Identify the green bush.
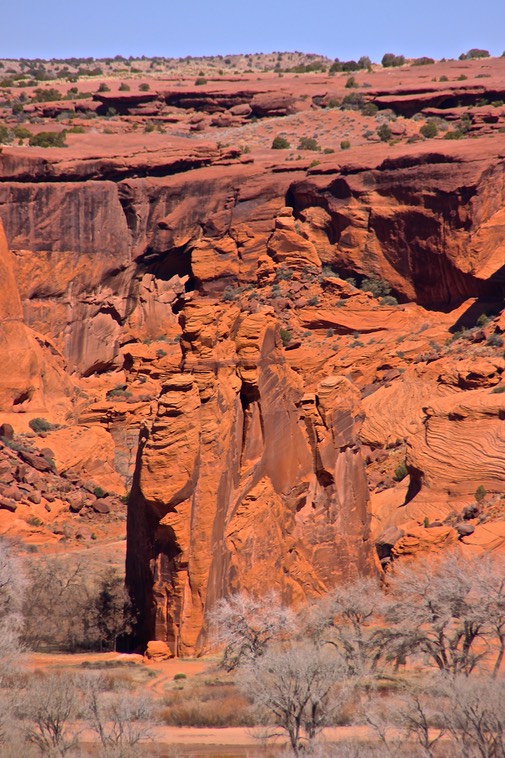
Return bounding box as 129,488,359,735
488,333,504,348
28,417,54,433
98,82,110,92
412,57,435,66
360,276,392,298
381,53,405,68
340,140,351,150
119,82,130,91
194,77,207,86
393,461,408,481
341,92,365,110
29,130,67,148
377,123,392,142
297,136,319,151
279,328,292,347
93,486,107,498
13,126,31,139
139,82,150,91
0,124,11,144
345,76,358,89
362,102,378,116
475,485,487,502
459,48,490,60
443,129,463,140
420,120,438,138
271,135,290,149
33,87,62,102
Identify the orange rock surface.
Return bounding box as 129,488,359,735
0,54,505,653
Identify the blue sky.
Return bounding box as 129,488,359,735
3,0,504,61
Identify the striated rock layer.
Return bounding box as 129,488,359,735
126,304,375,654
1,67,505,652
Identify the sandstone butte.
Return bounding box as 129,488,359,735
0,53,504,656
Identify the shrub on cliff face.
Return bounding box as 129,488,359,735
272,135,290,149
377,123,392,142
29,130,67,148
297,136,319,151
28,417,54,434
420,120,438,138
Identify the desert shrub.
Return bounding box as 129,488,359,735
272,135,290,149
491,385,505,394
139,82,150,91
412,56,435,66
280,327,292,347
0,125,11,144
119,82,130,91
162,682,253,727
29,130,67,148
382,53,405,68
459,48,490,59
98,82,110,92
298,136,319,151
444,129,463,140
362,102,378,116
67,125,85,133
360,276,391,298
194,77,207,86
393,461,408,481
475,485,487,502
340,140,351,150
106,385,132,400
377,123,392,142
12,126,31,139
341,92,365,110
32,87,61,102
28,417,54,433
420,120,438,138
345,76,358,89
488,333,504,347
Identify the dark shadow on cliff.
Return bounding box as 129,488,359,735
450,263,505,332
122,425,156,653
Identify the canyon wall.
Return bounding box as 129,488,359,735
1,125,505,652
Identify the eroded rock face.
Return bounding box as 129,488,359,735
1,78,505,654
289,143,505,307
126,305,376,655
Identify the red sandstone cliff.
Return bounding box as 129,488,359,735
0,60,505,653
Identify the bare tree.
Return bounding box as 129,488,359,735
442,675,505,758
472,554,505,677
91,568,136,652
306,577,385,676
210,591,295,670
22,558,92,651
382,553,487,675
21,673,81,757
85,675,153,757
241,641,347,755
23,558,134,653
0,538,26,676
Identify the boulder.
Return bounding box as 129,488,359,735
144,640,173,661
